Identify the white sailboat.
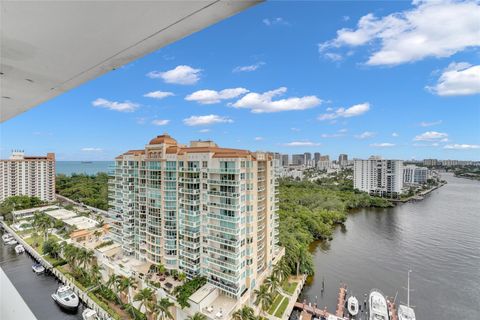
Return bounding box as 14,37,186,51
398,270,416,320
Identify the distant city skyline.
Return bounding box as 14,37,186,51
1,1,479,161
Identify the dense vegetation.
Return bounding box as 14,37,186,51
56,173,109,210
451,166,480,181
0,195,44,222
278,178,392,275
173,276,207,308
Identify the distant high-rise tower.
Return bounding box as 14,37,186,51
281,154,289,167
338,154,348,166
314,152,321,164
353,157,404,197
0,151,55,202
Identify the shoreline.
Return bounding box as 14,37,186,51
389,181,447,203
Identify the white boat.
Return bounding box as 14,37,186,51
82,308,99,320
347,296,359,317
398,270,416,320
398,305,415,320
368,289,389,320
15,244,25,254
6,239,18,245
2,234,13,243
51,285,79,310
32,263,45,274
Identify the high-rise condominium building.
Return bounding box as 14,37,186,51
292,154,304,166
338,154,348,166
281,154,289,167
108,134,282,299
403,165,428,185
0,151,55,202
353,157,404,197
314,152,321,164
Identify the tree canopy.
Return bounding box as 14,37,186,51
56,173,109,210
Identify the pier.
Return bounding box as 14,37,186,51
294,285,350,320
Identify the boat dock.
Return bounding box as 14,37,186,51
1,222,111,319
294,285,349,320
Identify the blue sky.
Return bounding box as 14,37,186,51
1,0,479,161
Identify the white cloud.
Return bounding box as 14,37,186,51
342,16,350,22
392,132,399,137
414,131,448,141
291,127,301,132
233,62,265,72
283,141,321,147
319,1,480,65
419,120,443,127
232,87,321,113
198,129,211,133
186,88,248,104
151,119,170,126
355,131,376,139
254,137,264,141
338,128,348,133
370,143,395,148
444,144,480,150
427,62,480,96
324,53,343,62
183,115,233,126
143,91,174,99
263,17,290,26
319,102,370,120
147,65,201,85
92,98,139,112
81,147,102,152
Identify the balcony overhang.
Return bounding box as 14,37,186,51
0,1,260,122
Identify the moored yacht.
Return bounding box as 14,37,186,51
2,233,13,243
52,285,79,310
368,289,389,320
6,239,18,245
347,296,359,317
32,263,45,274
15,244,25,254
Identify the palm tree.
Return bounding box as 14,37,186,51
232,306,255,320
157,263,166,275
133,287,155,314
118,276,137,304
90,264,103,286
177,272,187,282
186,312,207,320
78,248,95,269
254,284,272,315
273,258,290,283
265,275,280,294
152,297,174,320
106,274,120,294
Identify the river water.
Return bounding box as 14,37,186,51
0,237,85,320
300,173,480,319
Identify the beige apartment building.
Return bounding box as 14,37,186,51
0,151,55,202
108,134,282,300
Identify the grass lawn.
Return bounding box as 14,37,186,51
282,281,298,295
274,297,289,318
24,233,60,253
268,294,283,315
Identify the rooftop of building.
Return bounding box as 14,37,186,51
1,151,55,161
116,133,270,160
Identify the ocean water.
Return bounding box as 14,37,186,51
55,161,113,176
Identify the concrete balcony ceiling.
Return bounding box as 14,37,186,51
0,0,260,122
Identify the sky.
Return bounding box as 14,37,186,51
1,0,479,161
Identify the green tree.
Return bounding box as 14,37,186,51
152,297,174,320
265,275,280,294
117,276,137,304
134,287,155,314
232,306,255,320
186,312,207,320
254,284,272,315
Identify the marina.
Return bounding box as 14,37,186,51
0,224,110,320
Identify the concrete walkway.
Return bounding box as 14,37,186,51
0,266,38,320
